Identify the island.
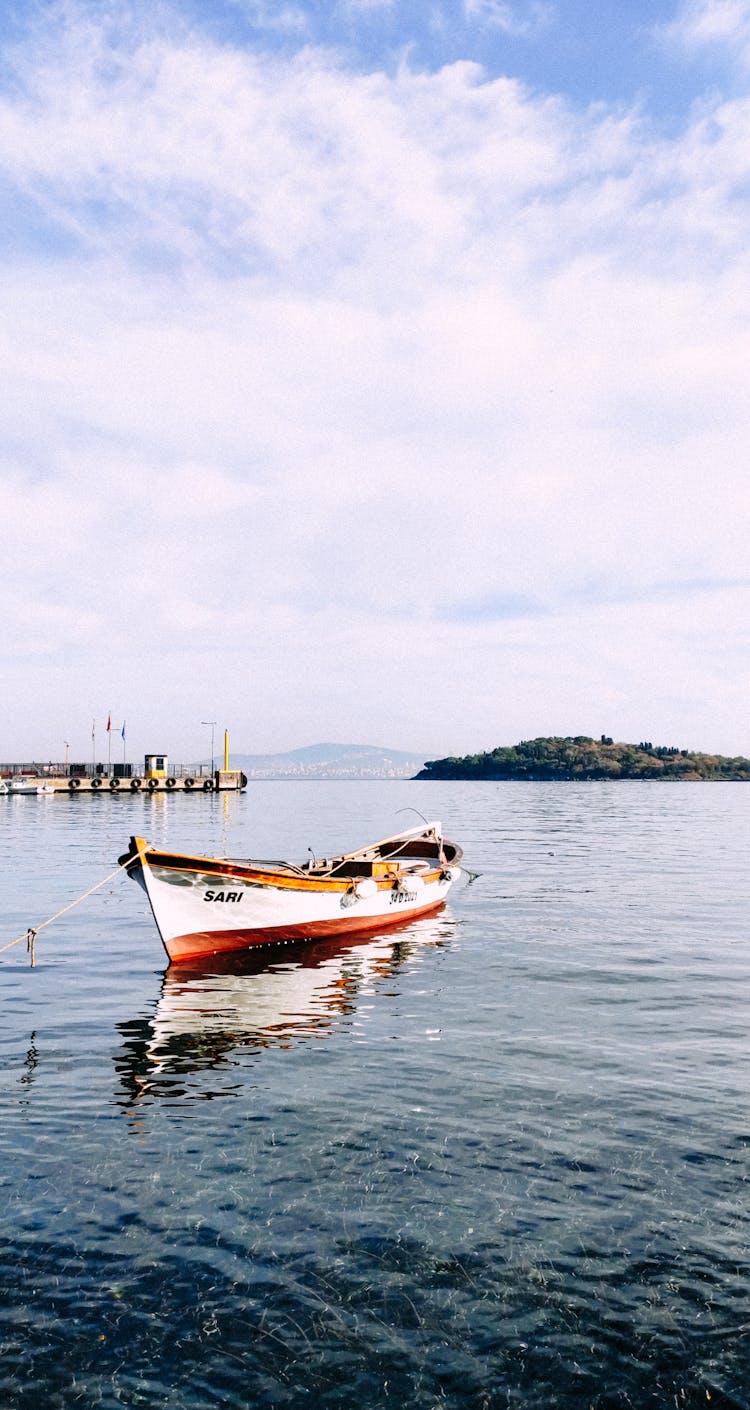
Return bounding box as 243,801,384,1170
414,736,750,781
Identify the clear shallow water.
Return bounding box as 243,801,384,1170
1,781,750,1408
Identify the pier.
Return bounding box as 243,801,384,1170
1,744,247,795
40,770,246,794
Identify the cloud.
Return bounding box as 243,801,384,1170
227,1,310,36
339,0,395,12
2,3,750,757
662,0,750,66
464,0,552,38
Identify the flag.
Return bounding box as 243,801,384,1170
121,721,126,740
91,719,95,740
106,714,111,733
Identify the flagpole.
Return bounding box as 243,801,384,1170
92,719,96,776
108,714,112,776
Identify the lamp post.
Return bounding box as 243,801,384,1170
201,720,216,779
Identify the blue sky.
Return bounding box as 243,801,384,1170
2,0,750,762
172,0,730,118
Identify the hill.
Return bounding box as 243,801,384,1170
414,736,750,781
223,743,428,780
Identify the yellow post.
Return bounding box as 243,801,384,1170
224,730,229,772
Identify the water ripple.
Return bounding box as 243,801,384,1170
2,782,750,1406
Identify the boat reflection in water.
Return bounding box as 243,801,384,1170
115,912,455,1105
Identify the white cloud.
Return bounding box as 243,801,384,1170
464,0,552,38
339,0,395,12
662,0,750,65
227,1,310,35
2,4,750,758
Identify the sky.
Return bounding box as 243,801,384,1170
2,0,750,765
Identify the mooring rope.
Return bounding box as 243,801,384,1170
0,856,139,964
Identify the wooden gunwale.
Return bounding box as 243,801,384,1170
145,851,444,893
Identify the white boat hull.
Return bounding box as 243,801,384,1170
121,825,462,964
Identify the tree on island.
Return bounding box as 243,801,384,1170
414,737,750,781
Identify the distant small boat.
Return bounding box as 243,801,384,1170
119,821,463,964
7,777,50,794
0,781,8,795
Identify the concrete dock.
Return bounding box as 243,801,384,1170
10,770,247,795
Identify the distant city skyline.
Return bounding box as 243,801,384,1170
2,0,750,761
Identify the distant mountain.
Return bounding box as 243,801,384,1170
216,743,428,780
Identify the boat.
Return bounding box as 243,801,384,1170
119,821,463,964
7,776,51,794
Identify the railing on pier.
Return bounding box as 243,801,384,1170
0,761,212,780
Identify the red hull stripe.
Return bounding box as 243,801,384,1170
165,899,446,963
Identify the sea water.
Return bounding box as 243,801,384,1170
1,781,749,1409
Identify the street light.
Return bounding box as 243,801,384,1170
201,720,217,779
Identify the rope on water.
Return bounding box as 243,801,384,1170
0,855,139,965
